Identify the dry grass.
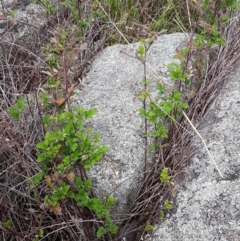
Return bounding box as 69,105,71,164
1,0,240,240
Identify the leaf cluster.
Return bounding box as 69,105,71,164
8,97,25,120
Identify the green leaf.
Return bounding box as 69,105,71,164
38,229,44,238
44,195,50,203
225,0,237,7
85,108,97,118
30,173,44,187
106,195,116,208
164,200,173,210
109,224,118,234
16,97,25,110
159,210,165,219
151,130,160,137
75,177,84,188
9,107,20,120
142,78,149,85
70,143,78,152
161,101,173,114
36,141,47,149
178,102,189,109
105,216,113,226
139,108,147,118
61,34,67,41
1,220,12,228
61,182,70,194
36,152,47,162
68,191,75,199
92,152,103,163
182,47,190,55
172,91,181,103
85,178,92,189
43,114,50,126
156,123,168,138
97,226,106,238
147,110,155,117
138,45,145,57
99,145,110,153
160,167,171,183
144,221,154,232
184,78,190,86
156,83,165,94
147,143,158,151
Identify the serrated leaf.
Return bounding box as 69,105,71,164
97,226,106,238
109,224,118,234
179,102,189,109
138,45,145,56
85,108,97,118
147,144,157,151
16,97,25,109
85,178,92,189
151,130,160,137
75,177,83,188
160,210,165,219
161,101,173,114
36,141,46,149
172,91,181,103
156,83,165,94
164,200,173,210
139,108,147,117
106,195,116,208
100,146,110,152
147,110,155,117
9,107,20,120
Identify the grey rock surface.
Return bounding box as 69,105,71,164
151,64,240,240
72,33,188,212
0,0,46,57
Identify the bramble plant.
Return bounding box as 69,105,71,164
24,10,118,237
137,39,189,153
31,106,118,238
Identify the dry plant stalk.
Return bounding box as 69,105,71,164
182,111,223,178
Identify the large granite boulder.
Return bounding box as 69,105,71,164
72,33,188,212
150,62,240,240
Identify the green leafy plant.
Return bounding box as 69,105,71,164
137,38,189,155
0,219,12,228
61,0,93,32
144,220,154,232
30,106,117,238
31,0,56,16
8,97,25,120
159,167,172,183
160,199,173,220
